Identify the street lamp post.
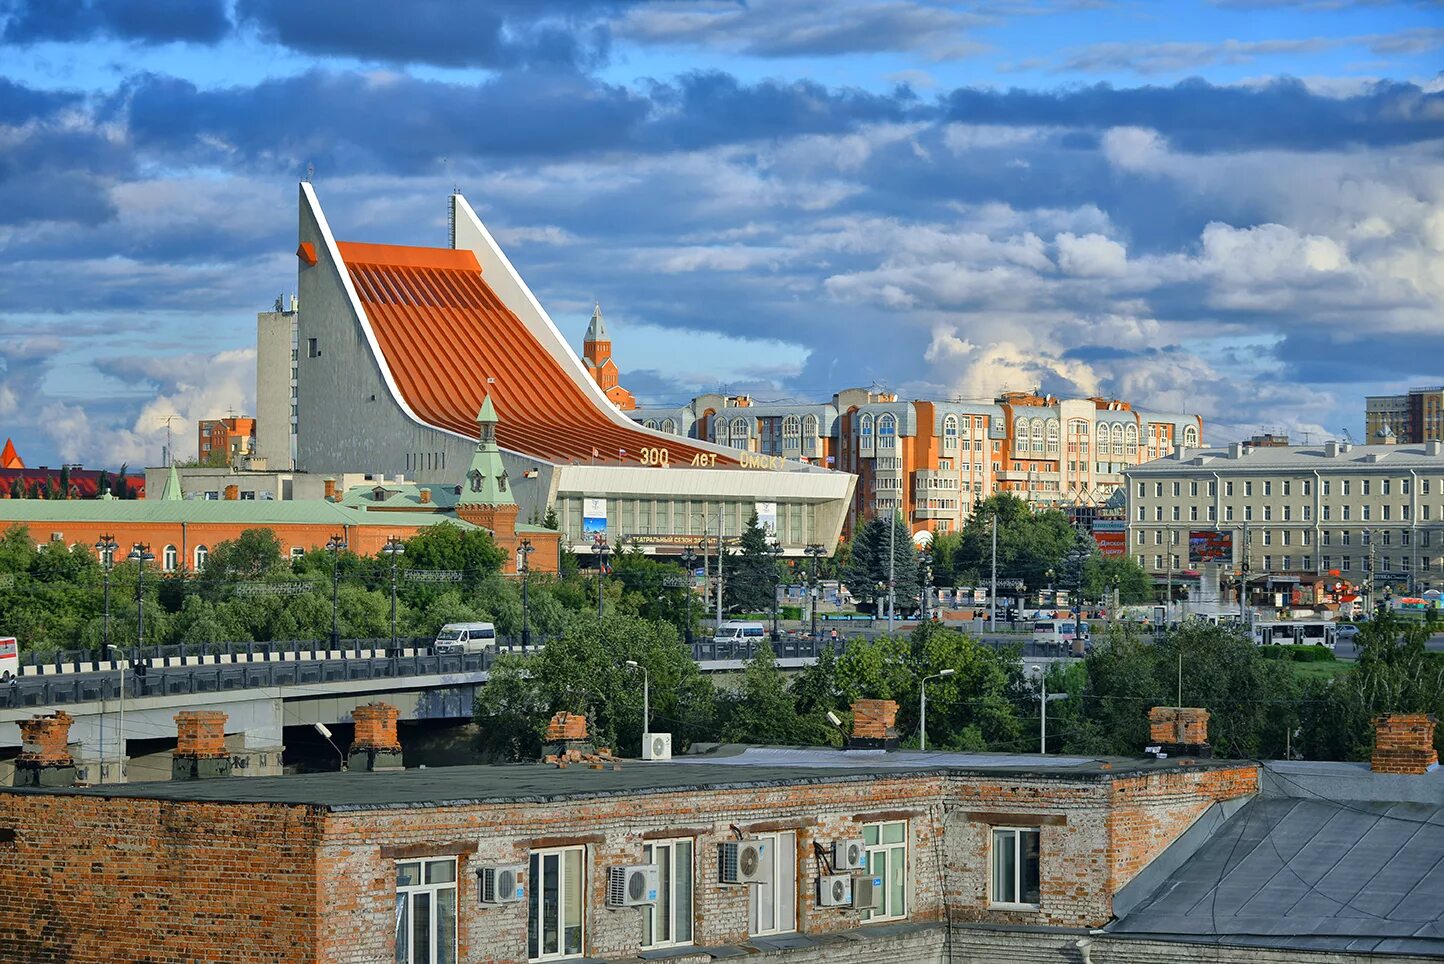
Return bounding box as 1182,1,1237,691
592,535,610,619
94,534,117,651
325,534,347,649
625,659,650,741
1032,665,1068,755
768,541,783,642
806,544,825,642
919,669,955,751
679,548,698,646
519,539,534,654
123,542,153,782
381,536,404,655
1065,536,1089,656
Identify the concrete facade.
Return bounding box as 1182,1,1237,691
256,305,298,468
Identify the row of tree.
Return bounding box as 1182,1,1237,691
473,611,1444,764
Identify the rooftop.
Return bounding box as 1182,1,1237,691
0,748,1247,811
0,496,478,529
1128,440,1444,474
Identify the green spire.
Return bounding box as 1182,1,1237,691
161,462,183,501
458,394,514,507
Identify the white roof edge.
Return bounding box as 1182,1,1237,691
301,182,471,445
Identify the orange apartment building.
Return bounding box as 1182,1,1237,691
196,416,256,464
635,390,1202,537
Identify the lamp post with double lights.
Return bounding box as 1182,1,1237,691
591,535,610,619
805,544,825,642
679,548,698,646
519,539,534,654
381,536,404,655
127,543,154,647
94,534,118,651
325,534,347,648
919,668,956,752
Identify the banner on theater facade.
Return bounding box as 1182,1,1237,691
582,498,608,535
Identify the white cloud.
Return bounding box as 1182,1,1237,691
1055,232,1128,277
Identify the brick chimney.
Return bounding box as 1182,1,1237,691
13,711,77,788
172,710,232,780
419,487,431,505
849,699,899,750
223,484,239,501
323,477,336,500
542,711,592,759
1372,713,1438,775
349,702,403,772
1147,707,1213,758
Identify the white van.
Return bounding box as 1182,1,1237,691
433,622,497,655
1033,620,1089,646
712,621,767,645
0,636,17,680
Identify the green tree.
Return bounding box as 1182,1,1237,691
723,642,805,744
1082,553,1152,605
204,529,286,587
948,494,1076,591
843,511,918,612
724,513,777,615
57,465,70,498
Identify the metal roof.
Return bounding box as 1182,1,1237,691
1106,795,1444,957
1128,442,1444,475
0,498,478,529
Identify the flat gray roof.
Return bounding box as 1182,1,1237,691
0,749,1246,811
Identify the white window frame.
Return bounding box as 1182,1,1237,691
193,545,208,571
990,827,1041,910
529,846,586,962
748,830,797,937
162,544,178,573
861,820,909,923
395,857,457,964
642,838,694,949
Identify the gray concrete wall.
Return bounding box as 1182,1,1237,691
256,309,297,469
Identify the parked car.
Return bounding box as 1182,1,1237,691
1334,623,1360,640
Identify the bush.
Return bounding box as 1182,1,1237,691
1258,646,1336,663
781,605,803,620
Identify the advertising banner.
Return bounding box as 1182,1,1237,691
582,498,608,535
1091,520,1127,558
755,501,778,540
1188,529,1233,564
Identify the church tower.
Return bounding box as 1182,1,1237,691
454,394,520,541
582,305,636,410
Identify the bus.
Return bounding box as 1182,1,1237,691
0,636,17,680
1251,621,1337,649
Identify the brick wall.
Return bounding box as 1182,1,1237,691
17,711,73,765
0,794,324,963
351,702,401,752
1147,706,1209,745
174,710,228,758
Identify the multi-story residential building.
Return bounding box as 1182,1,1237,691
1125,437,1444,599
635,390,1202,536
196,416,255,466
1367,386,1444,443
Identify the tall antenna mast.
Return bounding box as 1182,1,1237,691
155,414,181,466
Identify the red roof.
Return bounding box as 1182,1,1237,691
337,242,736,466
0,467,146,499
0,438,22,470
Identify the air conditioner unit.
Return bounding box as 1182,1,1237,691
853,874,884,911
718,840,769,885
817,873,853,908
832,838,867,871
606,864,659,908
477,864,526,904
642,732,672,761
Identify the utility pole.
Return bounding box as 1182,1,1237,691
716,513,724,626
990,513,998,633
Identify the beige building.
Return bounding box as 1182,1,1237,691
1125,438,1444,599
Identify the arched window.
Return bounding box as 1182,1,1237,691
878,413,897,444
644,419,658,430
1014,416,1028,450
1096,423,1110,453
782,414,800,439
1183,424,1199,447
662,418,677,435
711,418,724,442
1031,420,1045,454
859,413,874,438
802,413,818,438
1125,423,1139,457
943,415,958,449
732,417,750,444
193,545,209,572
1046,419,1059,455
163,544,177,573
1112,424,1124,456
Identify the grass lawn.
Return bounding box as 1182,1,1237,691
1288,660,1352,683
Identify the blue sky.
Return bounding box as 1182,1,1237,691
0,0,1441,467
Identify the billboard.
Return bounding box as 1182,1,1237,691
1188,529,1233,564
582,497,608,535
1092,520,1126,558
755,501,778,541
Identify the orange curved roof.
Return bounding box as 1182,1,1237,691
336,242,737,467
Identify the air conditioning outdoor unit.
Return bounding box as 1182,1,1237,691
832,838,867,871
816,874,854,908
718,840,769,885
607,864,660,908
477,864,526,904
853,874,884,911
642,732,672,761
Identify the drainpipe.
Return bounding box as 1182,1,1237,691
181,521,188,576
